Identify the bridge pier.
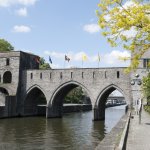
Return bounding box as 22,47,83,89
46,106,62,118
93,106,105,121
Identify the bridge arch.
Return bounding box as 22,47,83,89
24,85,47,116
0,87,9,106
47,81,92,118
94,84,126,120
26,84,46,96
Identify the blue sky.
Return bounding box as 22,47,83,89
0,0,131,68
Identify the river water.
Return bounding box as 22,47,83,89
0,105,126,150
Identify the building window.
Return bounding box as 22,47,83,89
3,71,12,83
93,72,95,79
31,73,33,79
143,59,150,68
117,71,120,78
71,72,73,78
6,58,10,66
82,72,84,78
60,72,62,79
40,73,42,79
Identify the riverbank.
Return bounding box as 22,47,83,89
126,109,150,150
95,110,130,150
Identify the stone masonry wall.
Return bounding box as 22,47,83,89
22,67,132,109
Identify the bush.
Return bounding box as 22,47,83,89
144,105,150,114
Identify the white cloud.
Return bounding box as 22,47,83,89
18,0,38,6
16,7,27,16
13,25,31,33
44,50,130,68
0,0,38,7
83,23,100,34
44,51,90,62
122,1,137,9
121,27,137,38
103,50,130,66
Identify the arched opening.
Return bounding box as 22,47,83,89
24,87,47,116
3,71,12,83
94,85,126,121
0,87,9,106
47,83,92,118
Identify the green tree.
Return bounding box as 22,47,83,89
0,39,14,52
97,0,150,72
64,87,84,104
39,57,51,69
142,73,150,105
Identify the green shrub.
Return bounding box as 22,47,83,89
144,105,150,114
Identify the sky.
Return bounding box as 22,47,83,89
0,0,131,69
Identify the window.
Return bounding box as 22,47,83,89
71,72,73,78
6,58,10,66
3,71,12,83
82,72,84,78
31,73,33,79
60,72,62,79
143,59,150,68
40,73,42,79
93,72,95,79
117,71,120,78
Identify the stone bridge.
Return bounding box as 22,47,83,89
0,51,149,120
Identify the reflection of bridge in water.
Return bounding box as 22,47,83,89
0,51,149,120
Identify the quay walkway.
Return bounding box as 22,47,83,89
126,108,150,150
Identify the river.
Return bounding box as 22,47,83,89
0,105,126,150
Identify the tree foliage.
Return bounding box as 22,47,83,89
97,0,150,72
39,57,51,69
142,73,150,104
64,87,84,104
0,39,14,52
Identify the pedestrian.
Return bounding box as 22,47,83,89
135,98,141,115
138,98,142,124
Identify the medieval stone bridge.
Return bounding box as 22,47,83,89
1,51,148,120
23,67,132,120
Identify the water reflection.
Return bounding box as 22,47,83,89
0,106,125,150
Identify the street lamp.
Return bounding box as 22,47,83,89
130,74,142,86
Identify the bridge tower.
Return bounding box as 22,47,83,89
130,50,150,107
0,51,39,118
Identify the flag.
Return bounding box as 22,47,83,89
49,56,52,64
98,53,100,62
82,54,87,61
65,55,70,62
35,56,40,64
